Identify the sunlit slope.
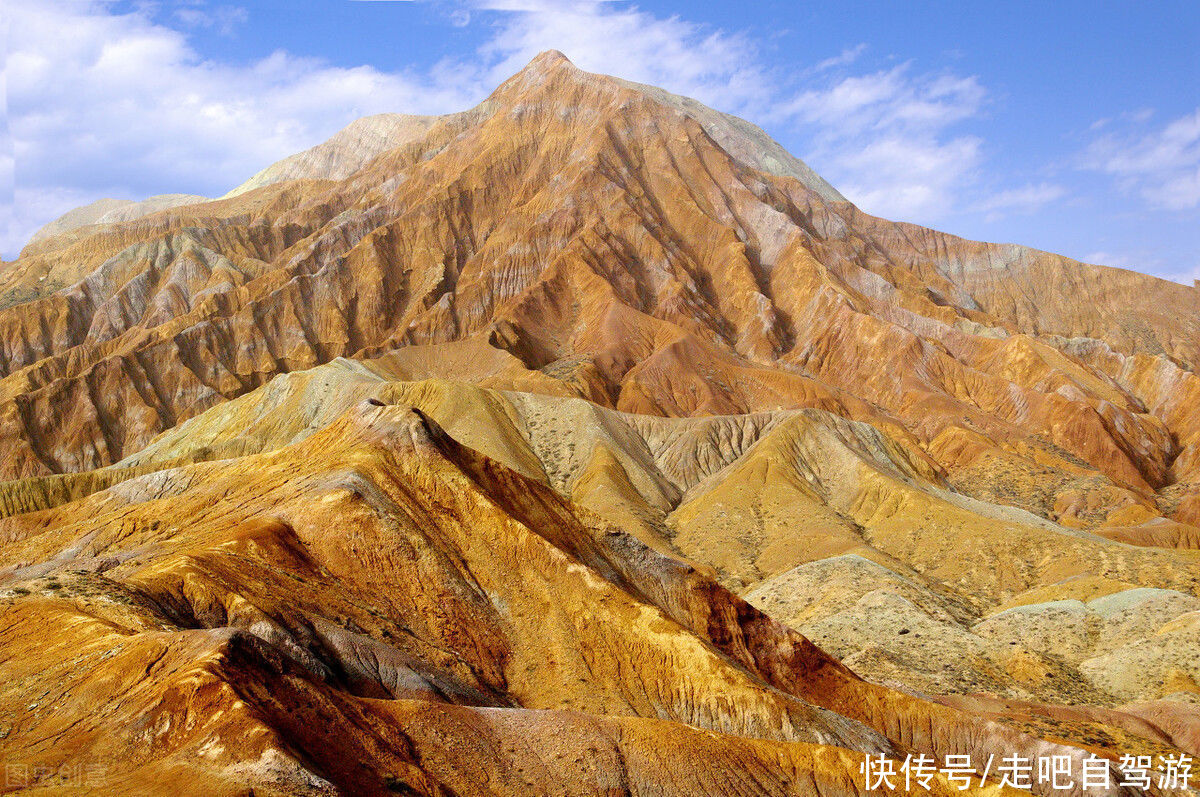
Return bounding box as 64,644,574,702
0,53,1197,534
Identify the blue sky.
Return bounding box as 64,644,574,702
5,1,1199,283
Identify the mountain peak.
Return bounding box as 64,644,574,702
527,49,575,70
492,51,847,203
500,50,581,90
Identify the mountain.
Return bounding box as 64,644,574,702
24,193,211,244
1,50,1198,795
222,113,452,199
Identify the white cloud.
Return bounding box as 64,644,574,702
785,65,985,131
781,64,987,222
813,44,868,73
173,4,249,36
974,182,1066,221
1085,108,1200,211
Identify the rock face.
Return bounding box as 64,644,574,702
1,50,1198,795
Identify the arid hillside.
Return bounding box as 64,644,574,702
1,51,1197,795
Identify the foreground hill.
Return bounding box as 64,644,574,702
1,51,1198,794
2,396,1188,794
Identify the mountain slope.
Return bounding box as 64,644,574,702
222,113,451,199
0,398,1172,794
1,50,1199,795
25,193,211,245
